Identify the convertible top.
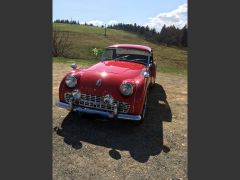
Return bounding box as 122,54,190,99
107,44,152,52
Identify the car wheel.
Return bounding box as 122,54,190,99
69,109,81,117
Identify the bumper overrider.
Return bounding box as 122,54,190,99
55,101,142,121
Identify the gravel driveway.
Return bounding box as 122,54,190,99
52,62,188,180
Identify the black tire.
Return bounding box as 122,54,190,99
69,109,81,117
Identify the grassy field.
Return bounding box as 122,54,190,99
53,23,187,75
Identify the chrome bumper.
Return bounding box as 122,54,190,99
55,102,142,121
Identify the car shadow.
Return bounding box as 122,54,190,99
55,83,172,163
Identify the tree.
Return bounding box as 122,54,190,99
52,28,73,57
102,22,186,47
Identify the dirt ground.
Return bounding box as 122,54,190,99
52,62,188,180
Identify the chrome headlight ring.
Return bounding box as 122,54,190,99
120,82,134,96
65,75,77,88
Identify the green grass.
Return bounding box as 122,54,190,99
53,57,187,75
158,65,187,75
53,57,98,67
53,23,187,75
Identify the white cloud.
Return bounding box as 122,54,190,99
145,3,187,31
107,20,118,25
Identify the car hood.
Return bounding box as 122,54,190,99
86,60,145,74
74,60,145,96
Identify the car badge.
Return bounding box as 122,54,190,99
96,79,102,87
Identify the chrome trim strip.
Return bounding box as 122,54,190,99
55,102,141,121
117,114,141,121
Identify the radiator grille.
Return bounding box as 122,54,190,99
64,93,130,114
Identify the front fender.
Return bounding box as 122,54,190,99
152,62,157,78
133,77,150,114
59,69,82,102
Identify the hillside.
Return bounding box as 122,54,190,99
53,23,187,75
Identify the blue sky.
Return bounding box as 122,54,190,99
53,0,187,31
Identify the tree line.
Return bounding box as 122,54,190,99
53,19,187,47
54,19,80,25
54,19,99,27
108,23,187,47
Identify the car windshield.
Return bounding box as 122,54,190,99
100,48,150,65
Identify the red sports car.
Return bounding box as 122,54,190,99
55,44,157,123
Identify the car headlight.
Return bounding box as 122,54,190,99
120,82,133,96
65,75,77,88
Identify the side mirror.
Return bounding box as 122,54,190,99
143,71,150,78
71,63,77,70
